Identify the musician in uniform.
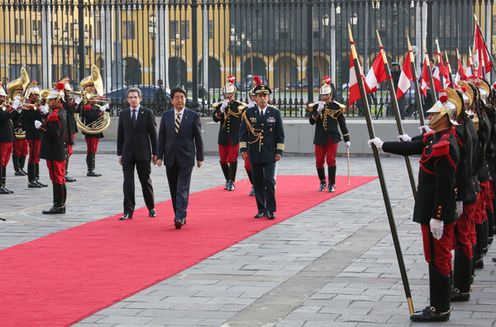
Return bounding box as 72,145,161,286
369,88,460,322
240,83,284,219
10,81,28,177
212,75,246,191
37,88,68,214
79,68,107,177
308,76,350,192
0,84,21,194
60,78,79,182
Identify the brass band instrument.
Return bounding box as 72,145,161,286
75,65,111,134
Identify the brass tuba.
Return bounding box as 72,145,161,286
75,64,111,135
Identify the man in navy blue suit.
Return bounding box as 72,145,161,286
157,87,204,229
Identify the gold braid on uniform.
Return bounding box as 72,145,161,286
222,102,246,128
241,110,263,152
320,104,345,131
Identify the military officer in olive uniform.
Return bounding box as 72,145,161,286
239,83,284,220
369,88,461,322
212,75,246,191
308,76,350,192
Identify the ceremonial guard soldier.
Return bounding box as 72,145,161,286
369,88,460,322
12,74,48,188
212,75,246,191
60,78,79,182
10,80,28,176
38,88,68,214
308,76,350,192
239,82,284,219
79,68,107,177
0,84,20,194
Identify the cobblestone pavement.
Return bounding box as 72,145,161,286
1,141,495,327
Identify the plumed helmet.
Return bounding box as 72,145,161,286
320,75,332,96
222,75,237,94
426,88,461,125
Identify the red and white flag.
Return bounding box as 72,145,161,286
473,20,493,76
396,50,413,99
420,54,430,96
365,51,387,93
457,57,467,81
348,55,371,105
433,52,449,91
467,48,475,77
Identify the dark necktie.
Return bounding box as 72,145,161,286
131,109,137,127
175,112,181,133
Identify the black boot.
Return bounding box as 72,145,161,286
474,223,485,268
65,157,76,182
86,153,101,177
246,170,255,196
220,162,229,189
27,163,41,188
34,164,47,187
411,265,451,322
12,153,23,176
327,166,336,192
42,183,66,214
317,167,326,191
18,155,27,175
451,250,471,302
61,183,67,208
0,166,13,194
482,220,489,254
227,161,237,191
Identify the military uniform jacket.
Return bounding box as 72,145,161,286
212,100,246,145
239,105,284,164
455,118,477,204
21,107,43,140
382,128,460,224
475,108,491,182
40,106,68,161
0,106,18,143
79,103,103,139
308,101,350,144
63,101,78,136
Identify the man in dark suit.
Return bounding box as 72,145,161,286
156,87,204,229
117,87,158,220
239,83,285,220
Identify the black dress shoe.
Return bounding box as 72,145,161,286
474,258,484,269
149,208,156,217
328,183,335,193
28,181,42,188
35,180,48,187
249,186,255,196
254,212,266,218
319,181,326,192
410,306,451,322
65,175,77,182
492,257,496,263
174,218,185,229
450,288,470,302
42,205,66,214
119,212,133,220
87,171,102,177
15,170,24,176
267,212,276,220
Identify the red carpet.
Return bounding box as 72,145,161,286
0,175,375,326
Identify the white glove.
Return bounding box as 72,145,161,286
248,100,256,108
34,120,42,129
345,141,351,149
456,201,463,216
367,137,383,149
74,96,82,105
12,98,21,110
317,101,325,113
419,124,432,133
40,105,49,115
430,218,444,240
397,134,411,142
220,99,229,113
99,103,109,112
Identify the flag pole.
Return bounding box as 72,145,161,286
444,50,455,86
376,30,416,198
348,25,414,316
407,36,425,127
473,14,496,75
425,51,438,102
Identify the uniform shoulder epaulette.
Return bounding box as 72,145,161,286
235,100,248,110
268,105,280,112
332,101,346,112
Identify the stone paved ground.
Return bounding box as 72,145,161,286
0,141,495,327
